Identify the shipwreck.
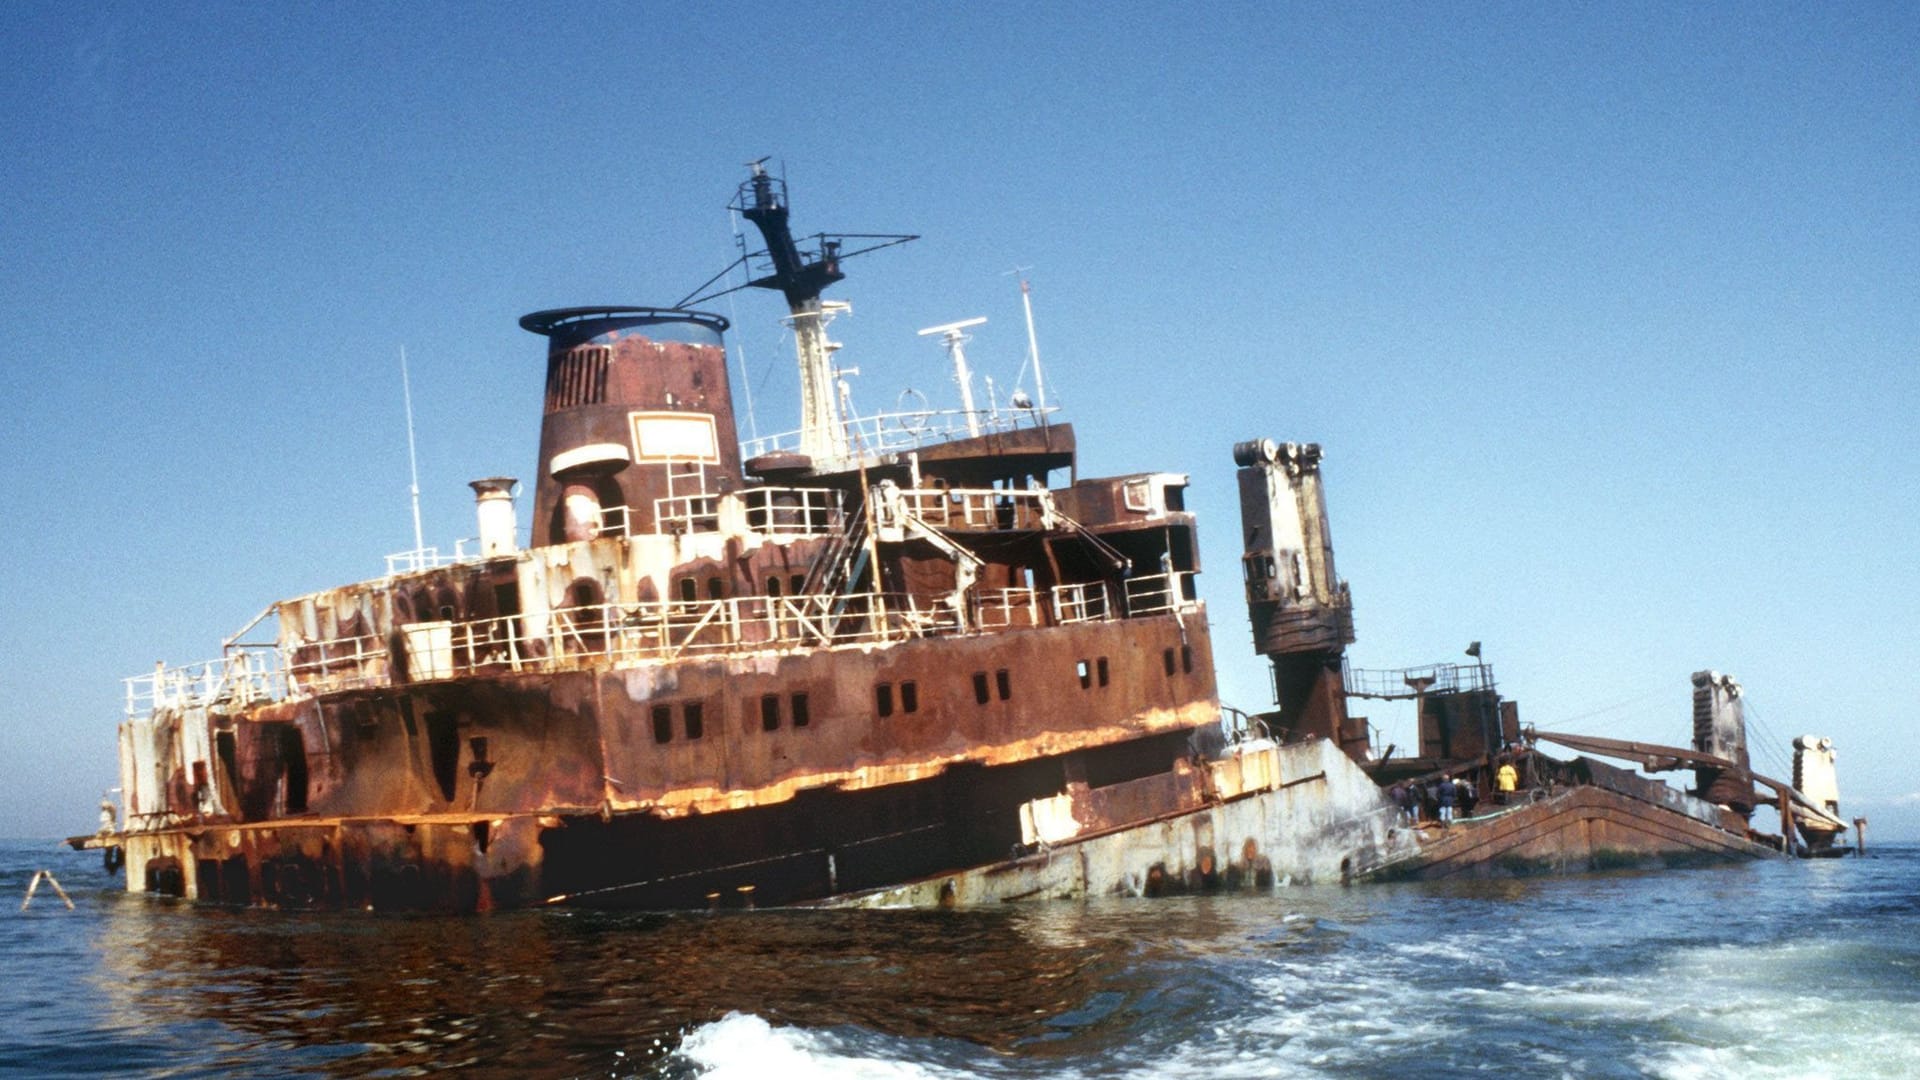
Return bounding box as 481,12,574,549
74,167,1860,910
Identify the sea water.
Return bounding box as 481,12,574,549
1,838,1914,1078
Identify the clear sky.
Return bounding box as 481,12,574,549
3,3,1915,841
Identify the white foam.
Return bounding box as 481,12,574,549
672,1013,959,1080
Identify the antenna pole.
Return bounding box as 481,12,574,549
401,346,425,558
918,317,988,437
1019,276,1048,427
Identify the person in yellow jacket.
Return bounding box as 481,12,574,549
1495,760,1519,804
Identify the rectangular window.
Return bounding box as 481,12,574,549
791,693,810,728
996,669,1011,701
652,704,673,744
1163,647,1177,676
761,694,781,732
876,682,894,718
679,577,697,603
901,680,919,714
973,672,990,705
1181,645,1193,674
1077,660,1092,690
630,410,720,462
1097,657,1110,687
684,702,704,740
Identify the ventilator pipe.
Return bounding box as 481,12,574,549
470,477,520,556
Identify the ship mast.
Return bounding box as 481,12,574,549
678,161,913,466
736,163,845,460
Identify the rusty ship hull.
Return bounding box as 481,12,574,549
82,170,1850,912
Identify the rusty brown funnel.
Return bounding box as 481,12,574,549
518,307,740,545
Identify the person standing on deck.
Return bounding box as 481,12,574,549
1436,775,1457,825
1496,760,1519,805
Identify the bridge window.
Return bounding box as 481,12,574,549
791,693,810,728
761,694,781,732
996,669,1011,700
1181,645,1193,674
900,680,919,714
707,577,725,600
1164,648,1177,676
684,702,704,740
679,577,697,603
876,683,894,718
1097,657,1110,687
652,705,673,744
1077,660,1092,690
974,672,990,705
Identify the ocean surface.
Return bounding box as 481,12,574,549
1,838,1914,1079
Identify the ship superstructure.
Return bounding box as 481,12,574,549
106,172,1216,910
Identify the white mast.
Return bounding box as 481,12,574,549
400,346,426,559
1019,275,1048,424
918,316,987,436
791,299,852,461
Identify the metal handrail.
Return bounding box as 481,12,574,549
128,573,1197,718
1052,581,1111,624
1342,662,1495,700
739,404,1062,462
1123,571,1199,616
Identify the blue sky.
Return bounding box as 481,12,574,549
3,3,1915,841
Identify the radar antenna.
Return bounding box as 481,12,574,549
917,317,988,437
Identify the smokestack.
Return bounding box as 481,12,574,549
469,477,519,557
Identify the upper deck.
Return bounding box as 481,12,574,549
125,473,1201,722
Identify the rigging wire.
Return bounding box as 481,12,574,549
1741,696,1795,781
724,209,759,442
1535,684,1671,731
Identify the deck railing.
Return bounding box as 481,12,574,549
898,487,1050,531
128,572,1200,718
124,648,286,719
1123,571,1199,616
1052,581,1111,624
739,404,1062,462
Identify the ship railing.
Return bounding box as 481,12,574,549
898,487,1049,531
368,591,968,681
653,493,722,534
739,403,1063,462
741,486,844,536
1122,571,1201,616
1342,661,1496,700
975,588,1044,630
384,543,484,576
124,649,288,719
284,632,391,696
595,504,637,539
1051,581,1112,625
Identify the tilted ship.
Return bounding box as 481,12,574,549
77,168,1861,911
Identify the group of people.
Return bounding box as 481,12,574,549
1389,776,1472,826
1388,757,1525,829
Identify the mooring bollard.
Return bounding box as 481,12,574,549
20,870,74,911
